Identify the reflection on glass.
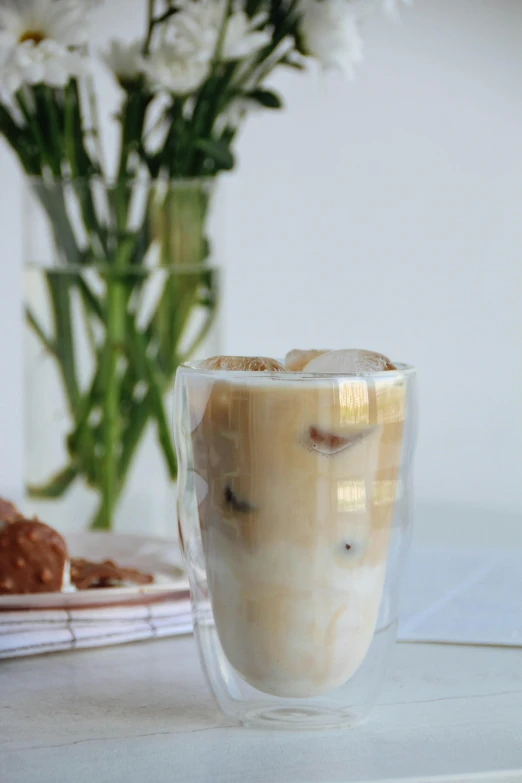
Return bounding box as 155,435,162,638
375,378,406,424
373,479,402,506
339,381,369,425
337,479,367,512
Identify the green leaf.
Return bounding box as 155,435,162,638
74,276,104,321
281,57,305,72
26,308,56,357
249,89,283,109
194,139,235,171
27,465,79,499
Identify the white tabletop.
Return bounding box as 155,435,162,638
3,508,522,783
2,633,522,783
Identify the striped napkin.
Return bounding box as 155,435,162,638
0,596,192,659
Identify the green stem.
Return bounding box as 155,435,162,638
126,316,177,478
66,345,108,488
113,91,153,248
143,0,157,54
97,273,127,530
26,188,103,497
79,287,98,357
32,180,82,265
37,86,63,173
151,7,178,26
213,0,232,66
16,89,58,176
102,267,216,495
64,81,108,260
0,102,39,174
119,392,154,481
91,389,153,531
46,272,80,411
83,76,105,173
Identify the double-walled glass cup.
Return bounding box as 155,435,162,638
174,361,417,729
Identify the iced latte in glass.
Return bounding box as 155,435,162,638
175,349,416,728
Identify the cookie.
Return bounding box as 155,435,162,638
0,519,67,594
0,498,24,524
70,558,153,590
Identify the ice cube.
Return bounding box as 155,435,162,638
201,356,285,372
285,349,329,372
304,349,396,373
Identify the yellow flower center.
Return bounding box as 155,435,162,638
19,31,46,45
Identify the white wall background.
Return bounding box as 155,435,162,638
1,0,521,529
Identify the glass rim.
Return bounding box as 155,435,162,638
25,174,216,188
179,359,416,380
24,261,220,274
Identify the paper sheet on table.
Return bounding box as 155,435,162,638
398,547,522,646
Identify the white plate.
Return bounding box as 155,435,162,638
0,533,189,612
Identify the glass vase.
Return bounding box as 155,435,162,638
23,178,220,536
175,361,417,728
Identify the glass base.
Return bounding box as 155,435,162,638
238,704,366,731
195,610,397,730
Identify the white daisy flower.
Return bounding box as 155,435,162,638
170,0,271,63
143,42,210,96
0,0,90,92
2,38,87,93
297,0,364,78
0,0,88,50
221,9,271,61
102,39,143,87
